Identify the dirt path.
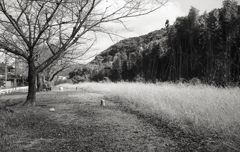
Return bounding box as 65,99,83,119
1,89,177,152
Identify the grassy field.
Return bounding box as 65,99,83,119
68,82,240,151
1,82,240,151
0,87,176,151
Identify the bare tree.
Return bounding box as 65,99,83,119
36,51,75,91
0,0,168,106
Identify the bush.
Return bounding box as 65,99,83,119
134,75,145,82
188,77,201,85
175,78,187,84
54,79,72,86
102,77,111,83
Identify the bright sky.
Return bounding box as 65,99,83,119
80,0,224,62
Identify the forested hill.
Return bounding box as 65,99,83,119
92,29,167,59
69,0,240,86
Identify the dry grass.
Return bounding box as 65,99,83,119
64,82,240,150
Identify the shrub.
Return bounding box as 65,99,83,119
54,79,72,86
188,77,201,85
102,77,111,83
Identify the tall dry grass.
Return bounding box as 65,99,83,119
60,82,240,149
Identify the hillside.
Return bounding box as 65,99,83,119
90,28,167,64
72,28,169,83
70,1,240,86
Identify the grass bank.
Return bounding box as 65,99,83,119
61,82,240,151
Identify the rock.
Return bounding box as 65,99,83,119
59,87,63,91
49,108,55,112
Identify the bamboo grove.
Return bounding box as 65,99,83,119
70,0,240,86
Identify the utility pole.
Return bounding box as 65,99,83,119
4,52,7,88
14,56,17,88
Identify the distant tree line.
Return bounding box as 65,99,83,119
69,0,240,86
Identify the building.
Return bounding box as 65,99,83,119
0,63,25,88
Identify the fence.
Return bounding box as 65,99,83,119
0,87,28,95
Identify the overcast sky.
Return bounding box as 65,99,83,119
80,0,224,63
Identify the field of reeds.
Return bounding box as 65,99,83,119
60,82,240,150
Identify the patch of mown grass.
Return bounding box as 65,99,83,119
0,91,78,151
1,105,93,151
0,111,14,151
2,89,172,152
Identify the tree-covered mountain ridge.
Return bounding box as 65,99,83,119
74,28,168,82
70,0,240,86
91,28,167,62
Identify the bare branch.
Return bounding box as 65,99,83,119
0,0,168,80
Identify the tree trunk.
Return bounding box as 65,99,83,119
23,59,37,106
37,73,42,92
179,45,182,79
37,72,46,92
